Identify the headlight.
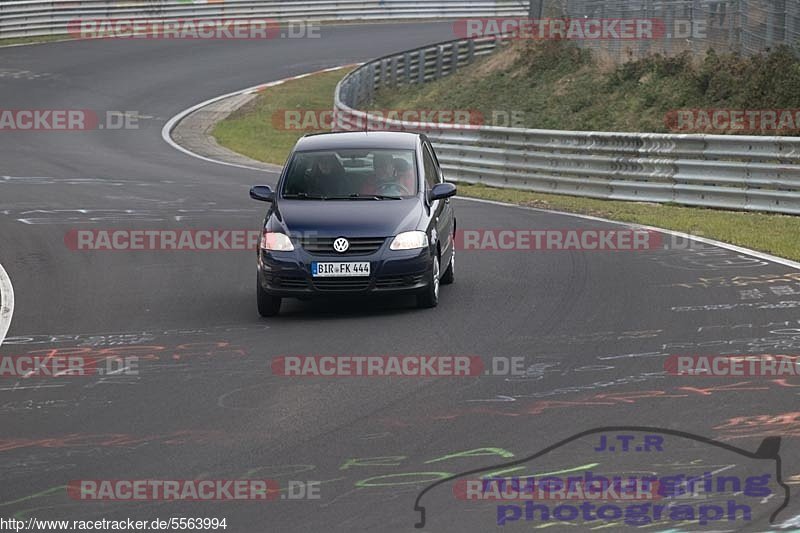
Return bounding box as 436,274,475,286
260,231,294,251
390,231,429,250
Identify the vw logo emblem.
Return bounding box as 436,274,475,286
333,237,350,253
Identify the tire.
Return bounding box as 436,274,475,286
257,275,282,317
441,248,454,285
417,253,440,309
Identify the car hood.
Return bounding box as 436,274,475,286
272,199,425,238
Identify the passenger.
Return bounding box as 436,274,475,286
308,153,344,196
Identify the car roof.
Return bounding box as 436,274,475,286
294,131,421,151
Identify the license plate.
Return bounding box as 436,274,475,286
312,262,370,277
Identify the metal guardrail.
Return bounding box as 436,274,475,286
334,35,800,215
0,0,527,39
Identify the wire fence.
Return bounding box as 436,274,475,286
538,0,800,61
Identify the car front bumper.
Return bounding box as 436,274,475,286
257,245,433,298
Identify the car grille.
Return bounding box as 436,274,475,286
375,274,425,289
312,277,371,291
300,237,385,256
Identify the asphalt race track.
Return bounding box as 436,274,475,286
1,21,800,532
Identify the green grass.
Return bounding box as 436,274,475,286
458,183,800,261
212,67,351,165
213,62,800,262
373,41,800,134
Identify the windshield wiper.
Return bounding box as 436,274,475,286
284,193,403,201
371,194,403,200
329,193,403,200
282,193,327,200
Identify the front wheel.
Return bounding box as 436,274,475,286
257,275,282,317
417,254,440,309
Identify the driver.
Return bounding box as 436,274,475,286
360,152,395,196
392,158,416,193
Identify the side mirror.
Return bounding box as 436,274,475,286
429,182,457,202
250,185,274,202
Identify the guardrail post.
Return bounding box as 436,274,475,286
417,49,427,83
379,59,389,89
434,45,444,80
341,80,351,109
389,57,398,87
403,52,412,84
449,42,460,74
367,64,376,104
356,71,367,108
350,78,360,108
351,71,359,108
467,39,476,63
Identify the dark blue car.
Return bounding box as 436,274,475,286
249,131,457,316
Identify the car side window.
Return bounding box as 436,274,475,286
422,145,439,190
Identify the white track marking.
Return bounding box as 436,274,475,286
459,196,800,271
161,64,359,172
0,262,14,348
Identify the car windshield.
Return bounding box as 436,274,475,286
281,148,418,199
